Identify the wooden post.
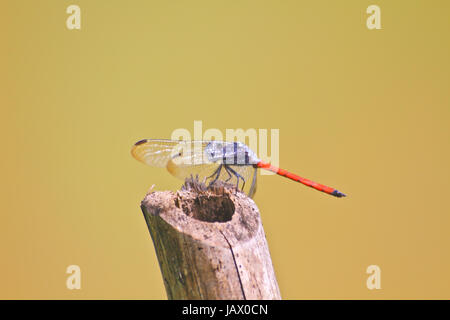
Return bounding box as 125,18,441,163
140,179,281,300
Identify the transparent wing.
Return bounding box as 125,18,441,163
166,160,220,181
131,139,211,167
131,139,258,197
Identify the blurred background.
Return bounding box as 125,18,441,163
1,0,449,299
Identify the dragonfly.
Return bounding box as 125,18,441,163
131,139,346,198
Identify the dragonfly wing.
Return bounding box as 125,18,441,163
132,139,258,197
247,166,258,198
166,160,219,181
131,139,210,167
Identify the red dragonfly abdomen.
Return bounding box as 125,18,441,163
256,161,346,198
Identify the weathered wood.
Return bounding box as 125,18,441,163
140,180,281,300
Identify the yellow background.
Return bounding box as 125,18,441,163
1,0,449,299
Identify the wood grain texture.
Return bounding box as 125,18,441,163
140,181,281,300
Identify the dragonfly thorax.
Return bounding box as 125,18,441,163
204,141,260,166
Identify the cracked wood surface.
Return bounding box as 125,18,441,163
140,181,281,300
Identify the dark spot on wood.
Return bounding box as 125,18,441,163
178,178,235,223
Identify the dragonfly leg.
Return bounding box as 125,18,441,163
223,165,233,183
207,164,223,186
223,165,239,190
225,165,245,191
224,167,232,182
